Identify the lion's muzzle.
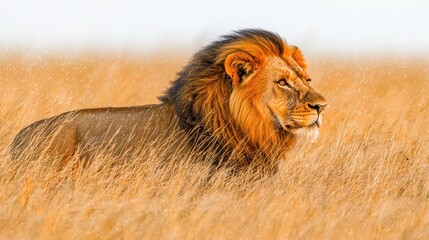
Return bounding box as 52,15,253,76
291,90,327,128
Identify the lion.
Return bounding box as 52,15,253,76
10,29,327,170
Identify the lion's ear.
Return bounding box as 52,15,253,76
291,46,307,70
224,52,258,86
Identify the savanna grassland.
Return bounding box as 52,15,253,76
0,51,428,239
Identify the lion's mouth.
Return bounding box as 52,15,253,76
284,122,316,130
283,116,322,131
315,119,321,128
269,107,322,133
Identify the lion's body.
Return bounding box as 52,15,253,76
11,29,326,170
11,104,187,160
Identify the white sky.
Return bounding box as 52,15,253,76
0,0,428,54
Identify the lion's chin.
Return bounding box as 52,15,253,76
284,123,320,143
274,115,321,143
295,125,319,143
281,115,322,143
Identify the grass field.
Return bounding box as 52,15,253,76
0,51,428,239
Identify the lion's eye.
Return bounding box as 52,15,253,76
277,79,291,88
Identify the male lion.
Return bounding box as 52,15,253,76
11,29,326,170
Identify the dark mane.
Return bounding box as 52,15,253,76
159,29,286,132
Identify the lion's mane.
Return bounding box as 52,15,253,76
160,29,300,165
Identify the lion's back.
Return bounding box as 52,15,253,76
10,103,184,160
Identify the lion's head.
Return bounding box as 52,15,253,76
161,29,326,163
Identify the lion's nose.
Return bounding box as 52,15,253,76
306,102,327,113
303,90,327,113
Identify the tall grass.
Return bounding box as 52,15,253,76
0,52,428,239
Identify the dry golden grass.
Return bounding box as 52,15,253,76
0,51,428,239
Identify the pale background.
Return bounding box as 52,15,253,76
1,0,428,55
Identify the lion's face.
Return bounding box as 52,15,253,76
225,49,326,143
260,57,326,133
